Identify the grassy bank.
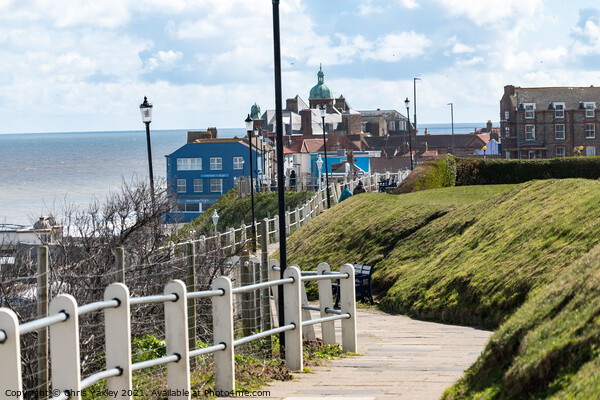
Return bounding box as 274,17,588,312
284,179,600,328
444,244,600,399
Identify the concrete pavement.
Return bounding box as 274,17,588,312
261,308,491,400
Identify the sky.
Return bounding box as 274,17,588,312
1,0,600,134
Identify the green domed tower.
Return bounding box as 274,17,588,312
309,65,334,108
250,102,261,120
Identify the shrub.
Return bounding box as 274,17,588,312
392,155,457,194
456,157,600,185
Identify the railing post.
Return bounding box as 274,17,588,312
316,263,336,345
273,215,279,243
0,309,22,399
186,242,197,368
104,283,132,398
252,257,262,332
260,220,272,339
301,284,316,340
240,224,247,247
339,264,357,353
285,212,291,237
229,227,236,255
294,208,300,229
114,246,125,283
212,277,235,393
37,245,49,396
283,265,303,371
49,294,81,400
240,252,255,337
164,280,191,398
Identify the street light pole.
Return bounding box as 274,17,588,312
245,115,257,253
272,0,287,356
405,98,413,170
448,103,455,155
139,97,155,202
320,106,331,208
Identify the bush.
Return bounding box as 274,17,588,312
392,155,457,194
456,157,600,185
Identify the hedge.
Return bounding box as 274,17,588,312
455,157,600,185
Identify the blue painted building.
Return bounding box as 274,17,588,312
166,136,259,222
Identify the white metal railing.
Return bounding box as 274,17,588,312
0,262,356,399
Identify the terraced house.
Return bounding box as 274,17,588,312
501,85,600,159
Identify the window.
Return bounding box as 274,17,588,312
177,179,186,193
388,121,396,131
177,202,200,212
210,157,222,170
233,156,244,170
556,147,565,158
584,102,596,118
210,178,222,193
177,158,202,171
193,179,203,193
555,124,565,140
504,111,510,120
525,125,535,140
554,102,565,118
504,126,510,137
524,103,535,119
586,146,596,156
586,124,595,139
528,150,536,159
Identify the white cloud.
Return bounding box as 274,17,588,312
452,42,475,54
572,18,600,55
146,50,183,72
437,0,543,26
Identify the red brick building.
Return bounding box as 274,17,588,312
500,85,600,159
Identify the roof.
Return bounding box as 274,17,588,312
512,86,600,110
359,109,407,120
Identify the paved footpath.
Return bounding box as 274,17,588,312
260,308,492,400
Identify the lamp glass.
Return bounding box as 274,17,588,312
245,114,253,131
404,97,410,109
320,106,326,118
315,154,323,170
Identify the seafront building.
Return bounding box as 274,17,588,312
501,84,600,159
165,129,267,222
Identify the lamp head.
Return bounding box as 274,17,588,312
404,97,410,109
140,96,153,123
245,114,253,132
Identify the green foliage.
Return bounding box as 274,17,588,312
131,334,166,363
455,156,600,186
393,155,457,194
173,187,312,240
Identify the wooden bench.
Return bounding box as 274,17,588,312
333,263,375,308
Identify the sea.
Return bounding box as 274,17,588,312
0,123,486,226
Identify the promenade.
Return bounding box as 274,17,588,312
262,308,491,400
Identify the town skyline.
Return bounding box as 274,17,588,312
1,0,599,134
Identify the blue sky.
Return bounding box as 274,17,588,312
1,0,600,134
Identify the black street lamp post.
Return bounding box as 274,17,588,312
139,96,155,201
448,102,455,155
245,115,257,252
320,106,331,208
405,97,414,170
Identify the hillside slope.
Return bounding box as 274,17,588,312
285,179,600,328
443,244,600,399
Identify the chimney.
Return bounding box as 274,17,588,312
300,109,313,137
487,120,492,132
504,85,515,96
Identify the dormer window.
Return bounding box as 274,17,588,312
584,102,596,118
554,102,565,118
523,103,535,119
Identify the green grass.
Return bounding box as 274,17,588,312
285,179,600,327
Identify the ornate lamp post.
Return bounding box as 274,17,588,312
212,209,219,236
320,105,331,208
405,97,414,170
315,154,324,190
245,114,257,252
139,96,155,200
